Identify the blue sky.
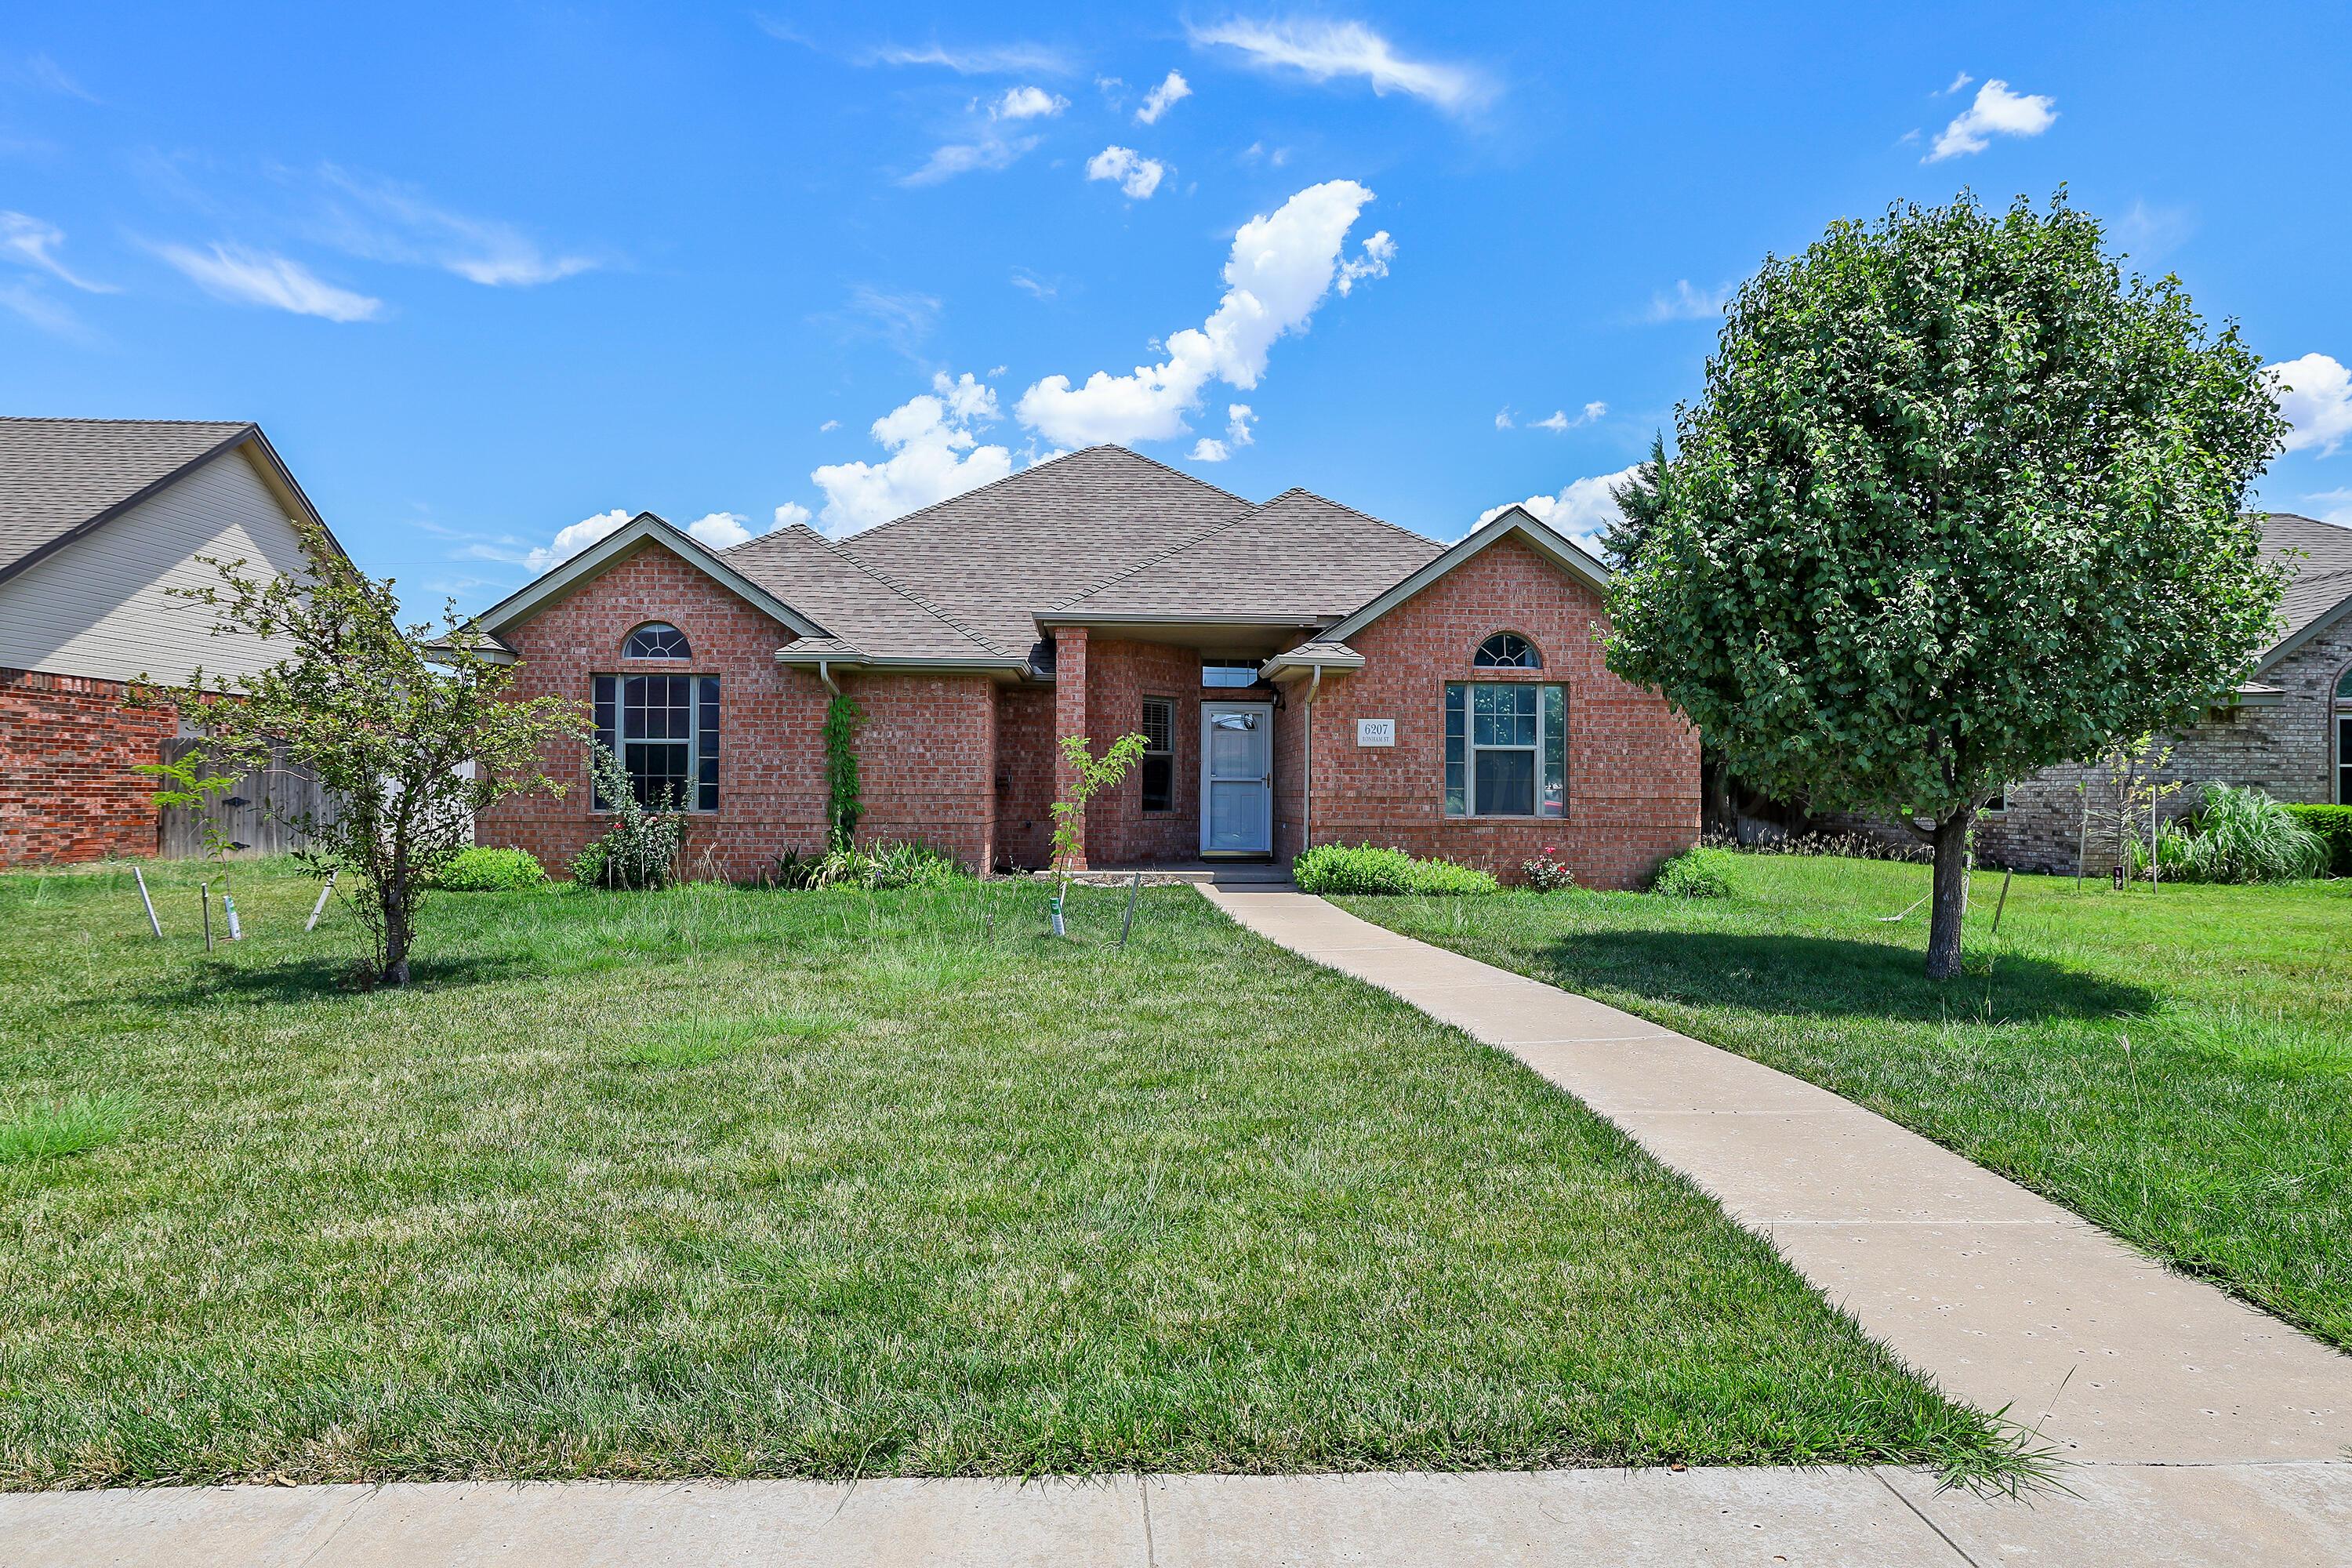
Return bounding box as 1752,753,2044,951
3,3,2348,608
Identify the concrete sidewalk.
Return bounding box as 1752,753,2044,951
8,1464,2352,1566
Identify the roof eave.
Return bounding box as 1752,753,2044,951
1319,507,1613,647
471,514,830,641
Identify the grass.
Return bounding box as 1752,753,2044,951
1338,855,2352,1349
0,857,2021,1489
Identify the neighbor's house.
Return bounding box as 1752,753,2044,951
1964,513,2352,873
469,446,1700,886
0,418,325,867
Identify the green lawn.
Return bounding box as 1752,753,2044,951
0,858,2016,1489
1339,855,2352,1350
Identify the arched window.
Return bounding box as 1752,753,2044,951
624,622,691,659
1474,632,1541,669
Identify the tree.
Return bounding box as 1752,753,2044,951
1599,431,1673,571
1606,193,2288,978
147,521,589,985
1047,731,1147,936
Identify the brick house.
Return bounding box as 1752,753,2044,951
0,418,327,867
470,446,1700,886
1959,514,2352,874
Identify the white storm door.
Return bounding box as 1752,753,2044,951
1200,702,1273,854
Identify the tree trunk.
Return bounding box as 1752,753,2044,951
1924,806,1973,981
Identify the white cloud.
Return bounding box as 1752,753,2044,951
2115,198,2195,260
1015,179,1391,448
0,212,113,292
0,280,82,336
1010,268,1057,299
2303,488,2352,527
1336,230,1394,294
902,134,1041,186
154,242,383,321
775,501,815,529
1926,78,2057,162
1189,18,1490,114
1189,404,1257,462
2268,354,2352,457
686,511,753,550
1087,145,1167,200
861,41,1070,74
1529,401,1606,432
818,419,840,433
1494,408,1514,430
991,85,1068,120
1137,70,1192,123
1645,279,1730,323
811,370,1014,536
1476,465,1642,552
315,168,594,287
1943,71,1974,95
526,508,633,573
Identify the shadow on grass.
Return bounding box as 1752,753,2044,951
129,950,540,1007
1534,930,2155,1024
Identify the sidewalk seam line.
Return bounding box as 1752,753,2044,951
1874,1471,1985,1567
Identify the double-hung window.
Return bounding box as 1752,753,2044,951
593,673,720,811
2338,667,2352,804
1444,682,1565,818
1140,697,1176,812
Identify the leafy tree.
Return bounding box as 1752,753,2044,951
1600,431,1673,571
1047,731,1147,935
147,521,590,985
1607,193,2288,978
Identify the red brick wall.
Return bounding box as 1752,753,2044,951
477,542,1014,879
843,670,997,869
476,543,829,880
0,668,176,867
1082,637,1203,865
1305,534,1700,888
994,683,1057,870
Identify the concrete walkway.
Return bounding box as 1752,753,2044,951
9,887,2350,1566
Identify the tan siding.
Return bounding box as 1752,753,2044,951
0,448,307,685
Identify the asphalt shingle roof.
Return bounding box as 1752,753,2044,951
2257,514,2352,662
722,523,1004,660
832,445,1257,655
1053,487,1442,622
0,416,256,581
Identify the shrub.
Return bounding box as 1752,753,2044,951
2143,783,2328,884
770,839,966,891
1521,845,1577,891
2285,804,2352,877
1292,843,1499,896
571,745,686,891
1651,847,1735,898
432,846,548,891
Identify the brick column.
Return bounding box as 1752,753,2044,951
1052,626,1089,870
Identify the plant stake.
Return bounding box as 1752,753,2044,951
306,869,338,931
133,866,162,938
201,881,213,951
1119,869,1141,947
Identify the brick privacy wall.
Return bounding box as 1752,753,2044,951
474,543,829,880
1831,617,2352,875
1307,534,1701,889
993,684,1057,870
0,667,176,866
1081,637,1204,865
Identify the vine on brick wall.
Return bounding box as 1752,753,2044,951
824,693,863,848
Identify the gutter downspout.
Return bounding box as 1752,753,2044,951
817,659,840,697
1301,663,1323,861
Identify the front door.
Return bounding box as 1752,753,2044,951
1200,701,1273,855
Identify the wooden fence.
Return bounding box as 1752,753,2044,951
157,738,335,859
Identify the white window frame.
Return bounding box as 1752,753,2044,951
1444,681,1566,818
593,672,719,813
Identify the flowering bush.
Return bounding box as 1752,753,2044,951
1520,846,1577,891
